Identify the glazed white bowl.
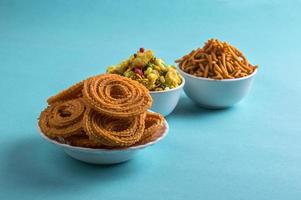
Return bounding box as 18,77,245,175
149,77,185,116
38,120,169,165
178,68,257,109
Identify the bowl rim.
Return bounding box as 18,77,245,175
37,116,169,153
178,66,257,82
149,74,185,94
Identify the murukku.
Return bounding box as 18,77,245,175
83,74,152,118
39,98,86,138
83,108,145,147
176,38,258,79
39,73,166,149
139,112,165,142
136,126,166,145
64,134,105,148
47,81,84,105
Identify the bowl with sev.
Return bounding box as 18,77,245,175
176,39,258,109
38,74,169,164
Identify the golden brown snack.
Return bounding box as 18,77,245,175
64,134,105,148
176,39,257,79
136,124,166,145
39,98,86,138
139,112,165,142
39,73,167,149
54,124,166,149
83,74,152,118
83,108,146,147
47,81,84,105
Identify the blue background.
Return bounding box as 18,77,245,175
1,0,301,199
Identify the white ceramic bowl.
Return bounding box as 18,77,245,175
149,77,185,116
38,120,169,165
179,68,257,108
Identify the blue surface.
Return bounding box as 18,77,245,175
1,0,301,199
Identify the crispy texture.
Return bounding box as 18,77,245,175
176,39,257,79
39,98,86,138
82,108,145,147
139,112,165,142
63,134,105,148
43,112,166,149
47,81,84,105
39,74,166,149
83,74,152,118
136,124,167,145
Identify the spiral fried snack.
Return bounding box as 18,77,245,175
64,134,105,148
83,74,152,118
135,112,165,145
39,98,86,138
176,38,257,79
83,108,145,147
47,81,84,105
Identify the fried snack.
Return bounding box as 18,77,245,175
136,125,166,145
47,81,84,105
83,74,152,118
139,112,165,142
39,73,166,149
83,108,146,147
64,134,105,148
176,38,257,79
39,98,86,138
107,48,182,91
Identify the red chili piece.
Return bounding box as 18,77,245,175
134,68,144,76
139,48,144,53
